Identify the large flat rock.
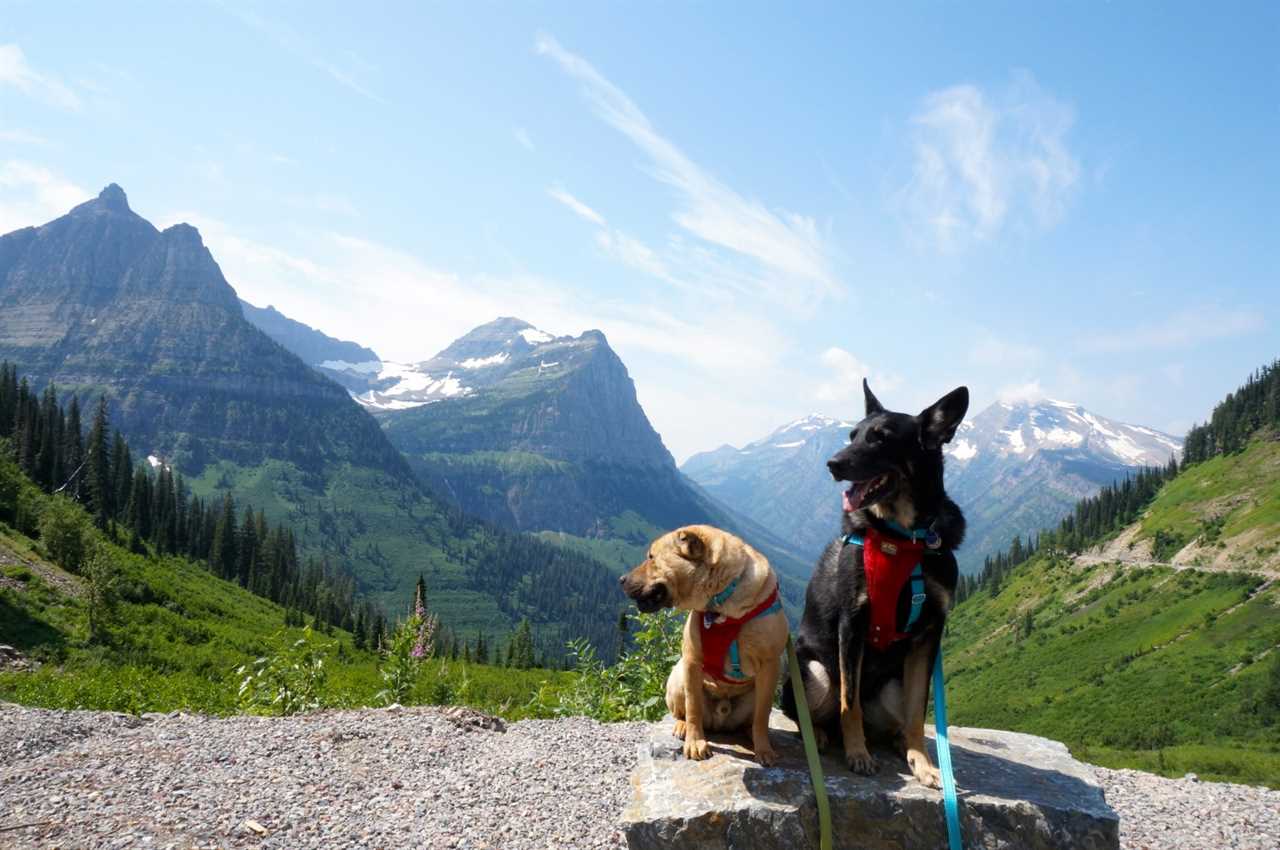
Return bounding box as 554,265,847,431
621,710,1118,850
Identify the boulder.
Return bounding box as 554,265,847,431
621,710,1119,849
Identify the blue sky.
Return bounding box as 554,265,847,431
2,2,1276,460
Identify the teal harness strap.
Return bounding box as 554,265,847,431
933,646,963,850
724,596,783,681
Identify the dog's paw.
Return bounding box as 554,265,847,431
907,751,942,789
844,745,877,775
683,736,711,761
754,745,779,767
672,719,687,740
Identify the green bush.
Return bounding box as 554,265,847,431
235,626,333,716
37,495,91,572
539,609,682,722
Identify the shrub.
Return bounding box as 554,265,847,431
543,609,683,722
82,543,120,644
376,597,437,707
38,495,90,572
235,626,332,716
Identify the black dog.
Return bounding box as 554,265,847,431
781,379,967,788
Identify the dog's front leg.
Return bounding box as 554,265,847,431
838,613,875,774
750,654,780,766
681,611,711,760
902,640,942,789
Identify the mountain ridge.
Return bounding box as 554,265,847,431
682,398,1182,573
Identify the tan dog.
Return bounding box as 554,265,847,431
620,525,789,765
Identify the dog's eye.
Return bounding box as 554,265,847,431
866,427,883,444
848,428,858,442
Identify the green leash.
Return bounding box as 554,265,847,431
786,635,833,850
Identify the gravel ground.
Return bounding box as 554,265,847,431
0,704,645,850
1095,766,1280,850
2,703,1277,850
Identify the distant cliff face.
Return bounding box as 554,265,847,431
0,184,406,476
380,320,699,535
239,299,381,392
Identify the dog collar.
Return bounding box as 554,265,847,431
707,575,740,610
880,517,943,550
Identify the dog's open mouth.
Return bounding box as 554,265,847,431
842,474,892,513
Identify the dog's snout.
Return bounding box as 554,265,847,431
826,459,840,473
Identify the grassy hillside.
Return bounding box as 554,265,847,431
1135,437,1280,570
0,467,569,717
945,437,1280,787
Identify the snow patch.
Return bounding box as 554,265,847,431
319,359,383,374
1001,428,1027,453
773,440,806,449
1107,435,1147,462
519,328,553,344
459,353,509,369
1043,427,1084,446
948,439,978,461
146,455,163,469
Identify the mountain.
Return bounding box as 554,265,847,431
373,318,811,601
239,300,381,393
945,399,1182,571
682,400,1182,573
0,186,628,659
944,389,1280,787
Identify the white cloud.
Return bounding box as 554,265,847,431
1082,306,1265,353
536,33,840,307
514,126,535,151
997,379,1046,405
0,129,48,145
0,44,82,110
225,10,385,104
0,161,91,234
814,347,901,403
548,186,607,227
900,72,1079,251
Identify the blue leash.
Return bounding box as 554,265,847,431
933,646,963,850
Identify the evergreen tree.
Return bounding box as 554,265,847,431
84,396,112,528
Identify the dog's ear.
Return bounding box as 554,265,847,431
863,378,885,416
675,528,706,561
918,386,969,449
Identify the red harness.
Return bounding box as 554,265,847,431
698,585,782,684
852,526,928,652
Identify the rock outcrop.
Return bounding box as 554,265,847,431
622,710,1119,849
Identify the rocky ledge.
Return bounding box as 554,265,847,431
622,710,1119,850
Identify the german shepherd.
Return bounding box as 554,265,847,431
621,525,789,766
781,380,967,788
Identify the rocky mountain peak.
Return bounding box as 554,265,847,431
70,183,134,218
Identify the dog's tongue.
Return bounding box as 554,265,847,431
842,480,870,513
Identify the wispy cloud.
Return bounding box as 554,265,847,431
1081,306,1265,353
0,44,82,110
514,126,535,151
548,185,680,285
548,186,607,227
0,129,48,145
536,33,840,307
0,160,92,234
899,72,1079,251
224,8,386,104
997,379,1047,405
814,347,901,403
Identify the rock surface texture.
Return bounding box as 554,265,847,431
622,710,1120,849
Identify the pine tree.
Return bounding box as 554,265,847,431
209,493,238,579
84,396,112,528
